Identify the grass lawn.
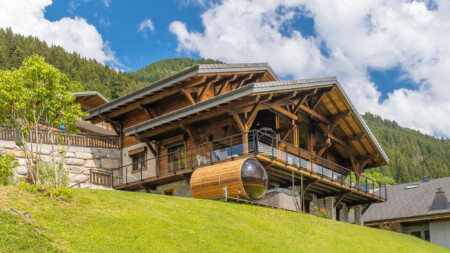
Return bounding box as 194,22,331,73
0,186,447,253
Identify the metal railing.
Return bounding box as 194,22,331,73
111,130,387,200
0,127,119,149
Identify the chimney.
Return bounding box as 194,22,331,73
430,188,449,211
423,175,429,182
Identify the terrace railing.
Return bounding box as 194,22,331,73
0,127,119,149
112,130,387,200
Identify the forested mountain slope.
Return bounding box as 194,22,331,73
0,28,142,99
362,113,449,183
132,58,221,83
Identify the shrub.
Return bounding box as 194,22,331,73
38,161,70,189
380,223,392,231
313,207,332,219
17,178,44,192
45,187,73,201
18,178,72,202
0,153,18,185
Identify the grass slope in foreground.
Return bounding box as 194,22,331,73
0,187,447,253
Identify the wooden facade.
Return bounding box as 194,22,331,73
85,63,389,208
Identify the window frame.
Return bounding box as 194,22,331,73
167,141,186,172
130,151,147,172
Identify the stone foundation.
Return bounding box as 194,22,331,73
0,140,120,189
151,180,192,198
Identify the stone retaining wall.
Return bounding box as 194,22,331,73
0,140,120,189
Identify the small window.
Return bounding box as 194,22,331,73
129,147,146,172
131,153,146,171
411,231,422,239
164,189,174,196
424,230,430,241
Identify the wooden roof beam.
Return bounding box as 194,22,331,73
96,76,207,122
310,87,333,110
265,103,299,121
345,133,366,142
334,191,352,208
198,76,220,102
244,99,262,128
180,88,196,105
293,89,317,114
329,111,351,132
271,91,297,103
216,74,237,96
138,96,262,139
234,73,254,89
231,113,246,132
298,105,330,125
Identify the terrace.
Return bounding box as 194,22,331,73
112,130,387,205
0,127,119,149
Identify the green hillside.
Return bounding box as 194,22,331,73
362,113,450,183
0,186,446,252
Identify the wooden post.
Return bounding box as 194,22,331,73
292,121,299,147
243,131,249,154
308,123,316,154
301,174,304,212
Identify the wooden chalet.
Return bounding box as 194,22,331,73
84,63,389,219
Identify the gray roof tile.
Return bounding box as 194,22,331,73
364,177,450,222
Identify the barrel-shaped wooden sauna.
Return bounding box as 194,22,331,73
190,158,268,200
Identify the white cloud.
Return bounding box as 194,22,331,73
170,0,450,137
0,0,116,65
138,18,155,37
103,0,111,8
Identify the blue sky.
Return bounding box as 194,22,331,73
45,0,206,70
0,0,449,137
42,0,413,100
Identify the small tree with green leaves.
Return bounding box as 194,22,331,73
0,55,85,187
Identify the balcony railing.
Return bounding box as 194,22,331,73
0,127,119,149
112,130,387,200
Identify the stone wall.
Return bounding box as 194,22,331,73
0,140,120,189
151,180,192,197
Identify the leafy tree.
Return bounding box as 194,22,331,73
0,55,85,186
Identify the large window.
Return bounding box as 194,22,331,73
168,141,185,172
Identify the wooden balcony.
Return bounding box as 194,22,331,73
112,130,387,204
0,127,119,149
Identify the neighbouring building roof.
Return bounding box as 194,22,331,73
72,91,109,111
364,177,450,223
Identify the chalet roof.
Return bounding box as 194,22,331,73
124,77,336,135
364,177,450,223
124,77,389,165
85,63,278,120
72,91,109,111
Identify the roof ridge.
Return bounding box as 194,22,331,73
252,76,337,88
197,62,270,69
